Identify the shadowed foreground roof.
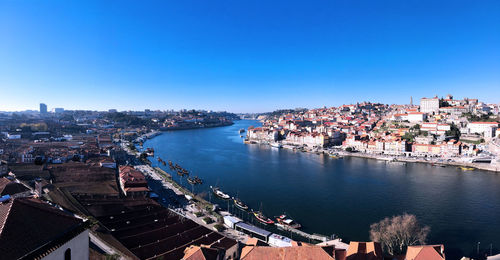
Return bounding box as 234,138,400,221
0,198,84,259
0,177,30,196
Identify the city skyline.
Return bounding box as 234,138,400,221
1,1,499,113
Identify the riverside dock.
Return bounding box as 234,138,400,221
279,225,331,242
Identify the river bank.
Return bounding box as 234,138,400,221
340,152,500,173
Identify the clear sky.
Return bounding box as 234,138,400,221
1,0,499,113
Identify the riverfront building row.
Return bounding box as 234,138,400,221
246,95,499,162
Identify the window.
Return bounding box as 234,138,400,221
64,248,71,260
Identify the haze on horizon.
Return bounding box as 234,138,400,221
1,1,499,113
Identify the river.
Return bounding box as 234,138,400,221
143,120,500,259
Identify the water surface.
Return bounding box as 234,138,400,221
144,120,500,259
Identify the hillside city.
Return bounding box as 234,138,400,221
0,95,498,260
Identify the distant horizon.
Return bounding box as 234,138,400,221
1,1,499,113
0,93,497,114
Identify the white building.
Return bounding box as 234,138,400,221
408,112,427,123
420,97,439,114
468,122,498,138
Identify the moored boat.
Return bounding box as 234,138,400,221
270,142,282,148
253,211,274,225
187,177,197,185
275,214,301,229
233,198,249,210
211,186,230,199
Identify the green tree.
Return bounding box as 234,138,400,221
445,122,461,138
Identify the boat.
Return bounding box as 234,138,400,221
270,142,282,148
239,128,245,133
459,166,475,171
252,211,274,225
233,198,249,210
194,176,203,184
211,186,230,199
275,214,301,229
162,161,166,166
187,177,197,185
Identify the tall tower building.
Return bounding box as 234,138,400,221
410,96,413,106
39,103,47,114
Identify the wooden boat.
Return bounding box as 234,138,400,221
253,211,274,225
187,177,197,185
211,186,230,199
233,198,249,210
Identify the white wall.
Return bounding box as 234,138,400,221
42,229,89,260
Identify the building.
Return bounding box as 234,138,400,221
420,97,439,114
467,122,498,138
0,197,89,259
54,107,65,113
405,245,445,260
40,103,47,114
407,112,426,123
118,165,149,197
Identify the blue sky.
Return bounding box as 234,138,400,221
1,0,499,113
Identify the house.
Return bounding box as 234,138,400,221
0,197,89,259
345,241,383,260
0,177,31,198
119,166,149,197
99,157,117,168
182,245,223,260
405,244,445,260
407,112,426,123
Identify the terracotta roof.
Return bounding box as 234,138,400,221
345,241,383,260
0,198,84,259
469,122,498,125
182,245,220,260
405,245,445,260
240,244,344,260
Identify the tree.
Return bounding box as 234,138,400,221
439,98,450,107
445,122,461,138
369,213,430,256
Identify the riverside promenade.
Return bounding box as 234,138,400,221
135,164,250,243
338,151,500,172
